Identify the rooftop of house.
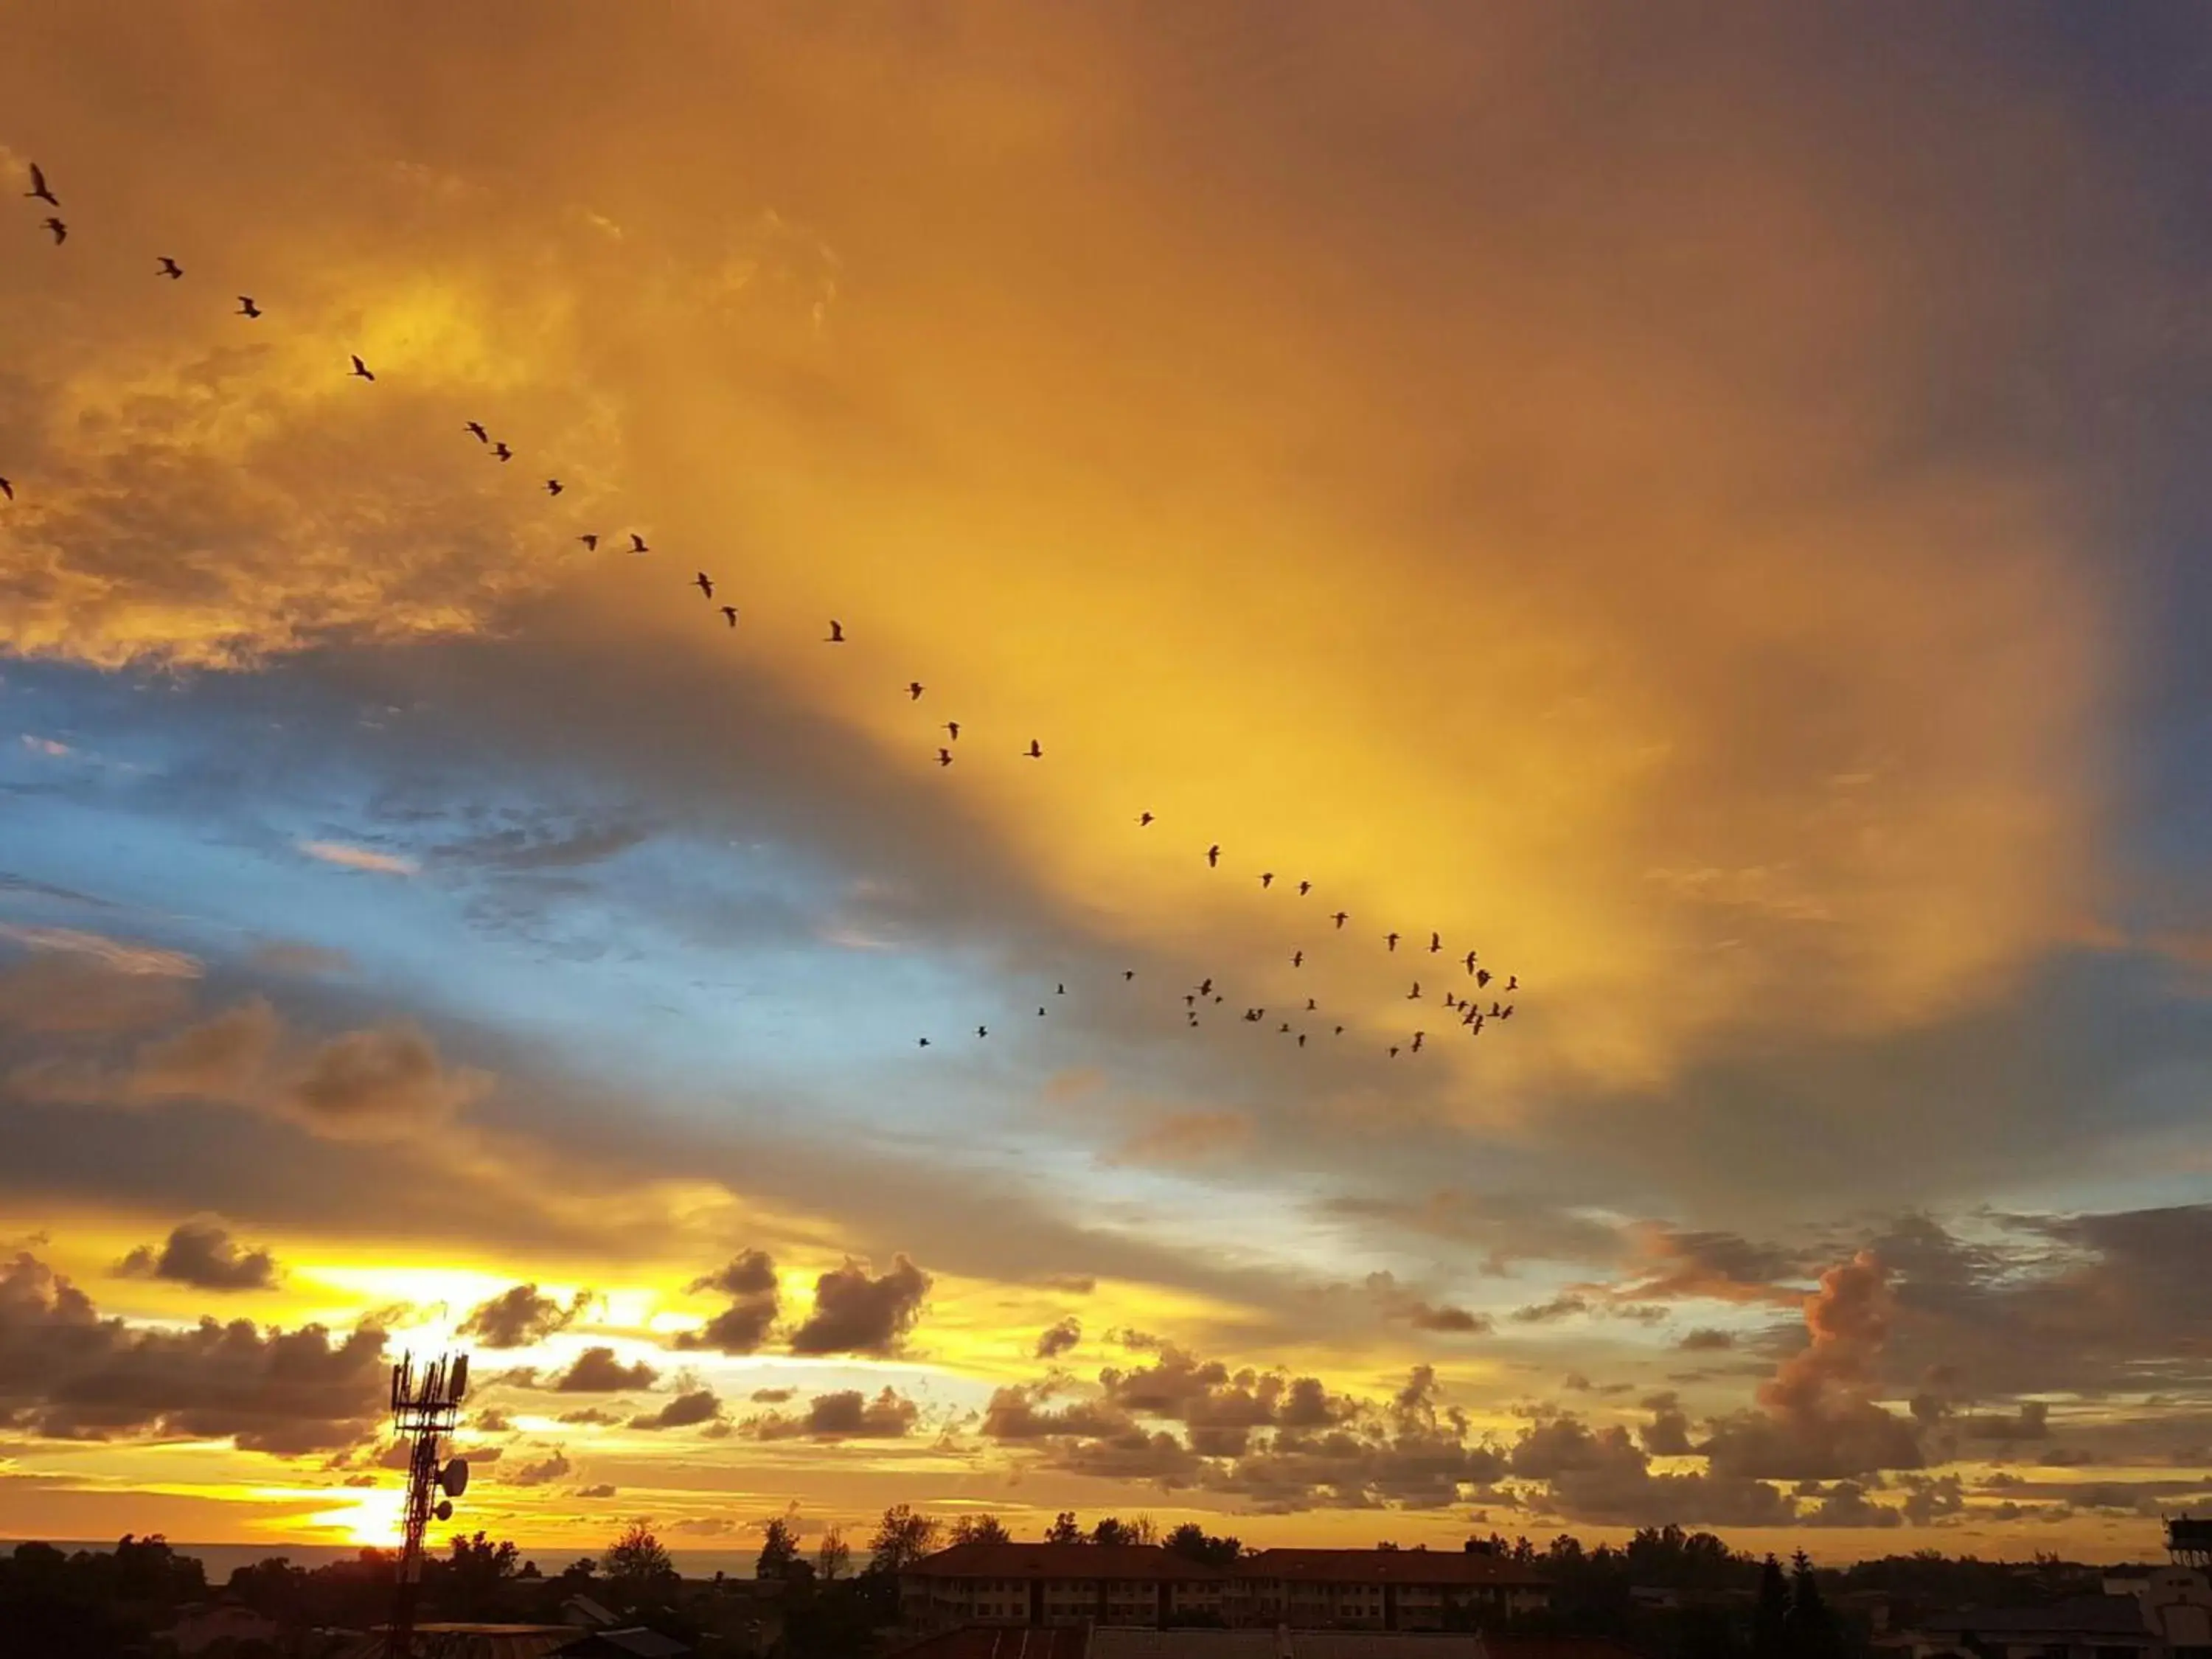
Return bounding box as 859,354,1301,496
904,1545,1551,1587
1915,1597,2154,1638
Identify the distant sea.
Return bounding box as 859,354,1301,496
9,1542,761,1584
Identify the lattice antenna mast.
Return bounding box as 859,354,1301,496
384,1350,471,1658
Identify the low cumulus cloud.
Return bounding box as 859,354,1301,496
1035,1317,1082,1360
506,1447,572,1487
114,1217,280,1293
0,1251,386,1453
630,1387,725,1431
753,1386,919,1441
674,1248,781,1355
458,1283,592,1349
1701,1251,1924,1480
787,1253,931,1356
11,995,488,1140
552,1346,659,1393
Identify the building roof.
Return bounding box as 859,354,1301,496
1293,1636,1489,1659
1486,1637,1648,1659
907,1543,1229,1582
1239,1551,1548,1587
1086,1631,1281,1659
1916,1598,2153,1638
891,1625,1093,1659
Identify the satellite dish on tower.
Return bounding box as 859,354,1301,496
434,1499,454,1523
448,1354,469,1401
441,1458,470,1498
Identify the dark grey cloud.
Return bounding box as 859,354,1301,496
552,1346,658,1392
1035,1317,1081,1360
674,1248,780,1355
458,1282,591,1349
114,1217,280,1292
507,1447,572,1487
787,1253,931,1356
0,1251,385,1454
753,1386,919,1441
630,1387,724,1431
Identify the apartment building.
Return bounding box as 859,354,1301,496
901,1545,1549,1633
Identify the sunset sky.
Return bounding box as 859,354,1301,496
3,3,2211,1567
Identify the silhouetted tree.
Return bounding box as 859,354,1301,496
605,1522,677,1609
1788,1551,1842,1659
1045,1512,1085,1544
1165,1524,1243,1568
817,1525,851,1581
952,1515,1012,1546
869,1503,942,1573
757,1517,801,1580
1753,1555,1790,1659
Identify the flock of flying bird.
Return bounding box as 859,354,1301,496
6,158,1522,1063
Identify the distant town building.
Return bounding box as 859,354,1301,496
1903,1566,2212,1659
899,1544,1551,1633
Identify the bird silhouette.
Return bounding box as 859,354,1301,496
1279,1021,1291,1034
1198,978,1213,996
1291,950,1304,967
41,218,65,245
918,1037,931,1048
1024,740,1043,759
1429,931,1441,953
1298,1032,1307,1048
694,571,714,598
1489,1001,1502,1018
0,478,12,501
578,534,599,552
1137,812,1154,827
237,296,261,318
976,1026,988,1039
1411,1031,1425,1053
1057,984,1065,995
936,748,953,767
1408,982,1422,999
546,479,563,496
1040,1006,1048,1016
1385,932,1401,952
1123,970,1135,981
1184,994,1197,1007
827,620,845,643
719,605,738,628
465,422,488,443
630,533,649,553
1462,950,1478,974
1259,872,1275,888
906,681,924,700
493,442,513,462
1332,911,1349,929
1298,880,1312,897
1500,1004,1514,1020
1388,1046,1401,1059
1333,1024,1345,1036
1476,967,1492,989
156,257,182,279
1305,998,1317,1011
25,163,58,206
348,355,374,381
1506,974,1519,992
1207,844,1221,867
945,721,960,741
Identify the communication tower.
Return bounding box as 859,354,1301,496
384,1351,472,1658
